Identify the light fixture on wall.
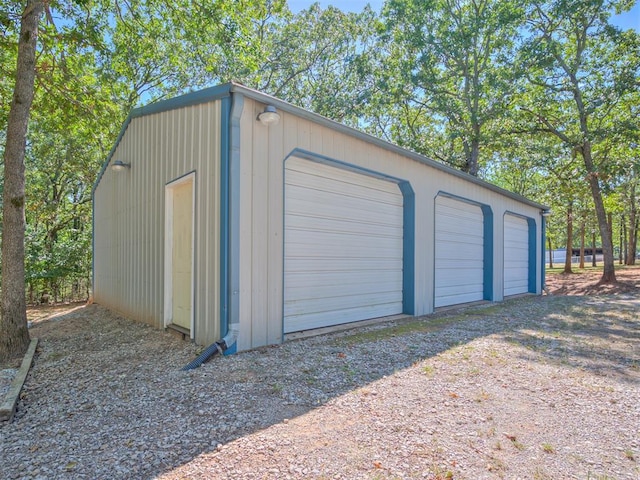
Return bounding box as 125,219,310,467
112,160,131,172
541,210,552,217
257,105,280,126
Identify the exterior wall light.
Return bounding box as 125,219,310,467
112,160,131,172
541,210,552,217
257,105,280,126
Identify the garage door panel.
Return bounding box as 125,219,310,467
288,215,402,242
287,161,402,197
287,174,403,207
284,157,404,333
288,189,402,223
285,290,402,315
285,302,403,331
436,207,484,225
286,270,403,290
504,214,530,296
434,242,483,261
435,196,485,308
286,233,403,255
286,257,401,273
435,261,484,277
435,289,484,306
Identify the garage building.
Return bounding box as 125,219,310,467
92,82,548,354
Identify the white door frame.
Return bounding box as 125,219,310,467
164,172,196,337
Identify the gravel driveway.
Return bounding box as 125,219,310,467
1,294,638,480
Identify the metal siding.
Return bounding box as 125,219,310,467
252,101,269,347
267,107,285,344
93,101,221,345
434,196,485,307
504,214,530,296
284,157,404,332
238,103,257,351
234,97,544,352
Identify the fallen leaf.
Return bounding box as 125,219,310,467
337,352,346,358
373,461,383,469
448,392,459,398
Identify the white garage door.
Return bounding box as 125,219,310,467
284,157,404,333
504,214,530,296
435,196,484,307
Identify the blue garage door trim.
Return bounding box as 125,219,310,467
527,217,537,293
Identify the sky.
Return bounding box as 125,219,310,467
286,0,640,31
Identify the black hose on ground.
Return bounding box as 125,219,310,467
181,341,227,370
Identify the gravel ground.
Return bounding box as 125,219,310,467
1,293,639,480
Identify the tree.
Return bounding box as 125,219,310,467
380,0,524,175
518,0,640,283
1,0,44,362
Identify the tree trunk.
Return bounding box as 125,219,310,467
547,237,553,269
467,137,480,177
628,184,637,266
564,203,573,274
581,144,616,282
607,212,613,262
579,223,585,269
622,216,628,265
0,0,44,363
619,216,623,265
592,229,597,267
632,216,639,266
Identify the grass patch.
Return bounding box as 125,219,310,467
465,305,504,316
513,440,526,451
270,383,283,394
532,467,554,480
541,443,555,453
338,315,470,346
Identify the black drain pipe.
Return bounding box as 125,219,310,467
181,340,227,371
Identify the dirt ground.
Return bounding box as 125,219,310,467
26,301,86,324
545,264,640,296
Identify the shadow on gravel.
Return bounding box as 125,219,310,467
503,295,640,385
1,294,638,479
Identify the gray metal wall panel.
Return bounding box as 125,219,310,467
93,101,222,346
